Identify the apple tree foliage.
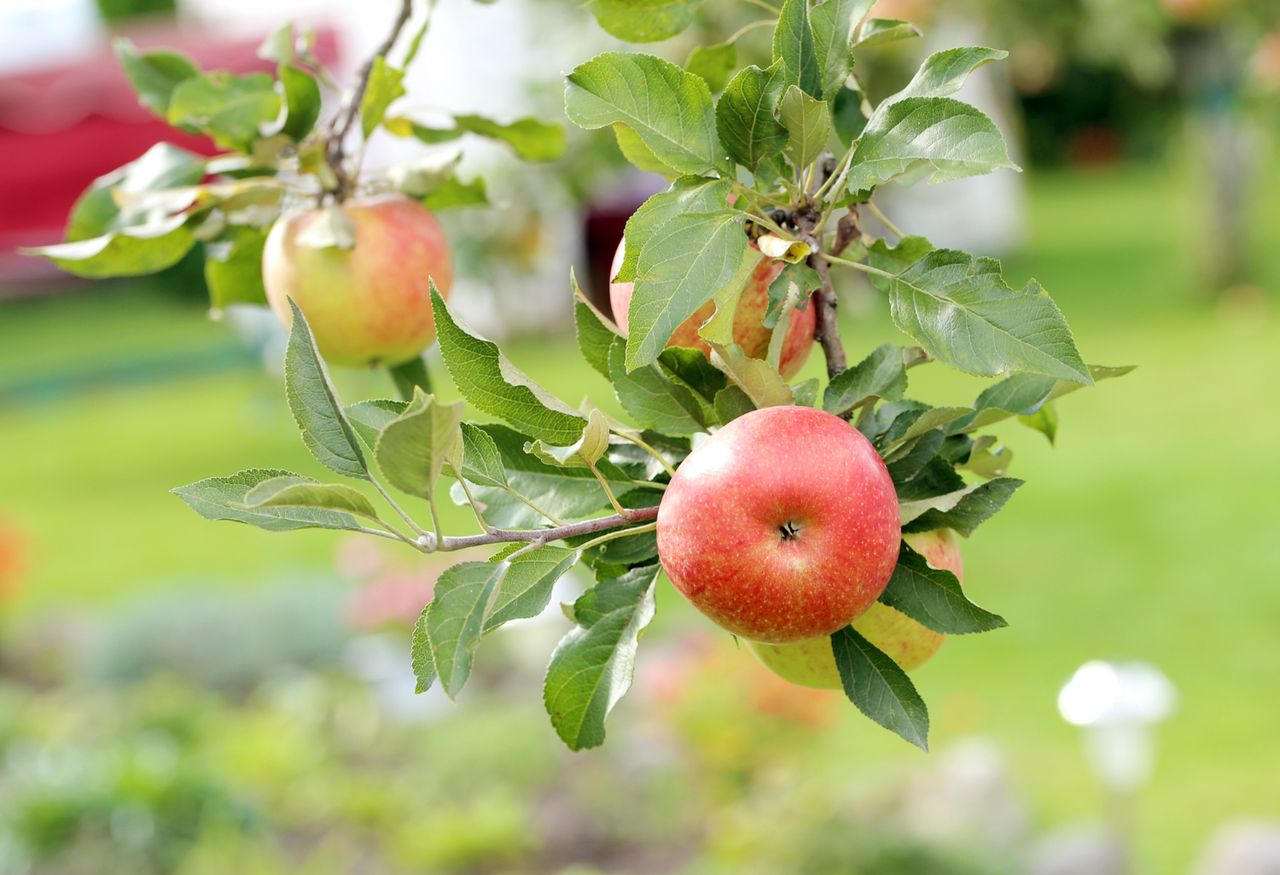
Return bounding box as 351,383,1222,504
34,0,1130,751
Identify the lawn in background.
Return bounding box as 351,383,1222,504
1,156,1277,873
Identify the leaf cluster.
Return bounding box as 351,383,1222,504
25,19,565,312
166,0,1135,751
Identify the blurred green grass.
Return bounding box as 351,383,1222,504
1,156,1278,873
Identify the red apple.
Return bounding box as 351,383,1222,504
750,528,964,687
609,240,815,379
263,195,452,366
656,406,901,643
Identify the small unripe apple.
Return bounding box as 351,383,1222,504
749,529,964,687
609,240,815,379
263,195,452,367
656,406,901,643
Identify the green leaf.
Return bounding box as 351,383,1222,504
708,342,796,408
257,21,295,63
460,422,509,488
422,176,488,210
26,216,194,278
902,477,1022,535
277,63,322,141
544,565,659,750
869,244,1092,384
811,0,875,98
766,261,820,328
832,80,870,145
894,457,966,502
431,285,587,444
686,42,736,93
854,18,921,48
612,124,680,176
780,85,832,168
411,610,437,692
846,98,1017,193
615,177,733,284
793,377,821,407
659,346,728,404
879,543,1006,635
716,63,788,172
831,626,929,750
867,234,933,272
66,143,205,241
887,406,974,447
242,477,384,524
388,356,433,401
360,56,406,139
205,226,268,309
565,52,724,176
884,429,945,481
395,114,566,161
525,408,613,468
823,343,909,415
713,384,756,422
486,546,581,630
113,38,198,116
168,71,281,152
963,438,1013,479
344,399,408,448
608,338,709,435
772,0,823,97
1019,402,1059,444
374,388,465,497
887,47,1007,105
426,562,506,699
627,210,752,370
952,364,1134,433
584,0,702,42
575,296,619,380
172,469,371,533
284,300,370,480
456,425,637,527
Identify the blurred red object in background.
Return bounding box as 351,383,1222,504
0,22,339,284
0,516,25,602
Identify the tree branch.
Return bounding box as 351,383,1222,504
324,0,415,198
831,208,860,257
807,253,847,378
434,505,660,552
798,205,852,379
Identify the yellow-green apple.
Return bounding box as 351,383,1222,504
263,195,452,366
749,528,964,688
609,240,815,379
656,406,900,643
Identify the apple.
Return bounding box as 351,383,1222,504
609,240,815,379
656,405,900,643
750,528,964,688
263,194,452,367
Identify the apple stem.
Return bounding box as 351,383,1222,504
324,0,416,199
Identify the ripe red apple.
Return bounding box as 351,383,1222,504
750,528,964,687
609,240,815,379
263,195,452,366
656,406,901,643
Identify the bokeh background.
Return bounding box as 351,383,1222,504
1,0,1278,873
